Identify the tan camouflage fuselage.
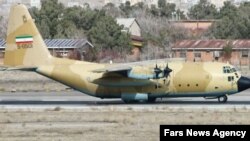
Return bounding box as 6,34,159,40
3,4,248,102
35,59,240,98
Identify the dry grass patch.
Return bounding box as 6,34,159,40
0,107,250,141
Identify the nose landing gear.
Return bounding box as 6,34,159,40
218,95,228,103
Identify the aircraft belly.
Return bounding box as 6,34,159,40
166,90,238,97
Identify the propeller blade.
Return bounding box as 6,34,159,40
154,64,162,79
163,63,172,77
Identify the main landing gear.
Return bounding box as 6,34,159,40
218,95,228,103
122,98,157,104
147,97,157,103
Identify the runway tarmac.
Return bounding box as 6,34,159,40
1,90,250,141
0,90,250,106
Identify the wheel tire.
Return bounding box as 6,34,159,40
122,100,131,104
148,97,157,103
218,95,228,103
122,99,136,104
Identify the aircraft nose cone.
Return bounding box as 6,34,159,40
237,76,250,92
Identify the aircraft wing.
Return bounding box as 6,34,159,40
92,64,155,80
91,65,156,87
92,62,172,80
92,65,132,73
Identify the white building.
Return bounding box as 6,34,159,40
232,0,250,6
58,0,105,9
1,0,41,8
209,0,229,8
0,0,41,16
104,0,126,7
22,0,41,9
116,18,141,36
116,18,143,56
141,0,158,7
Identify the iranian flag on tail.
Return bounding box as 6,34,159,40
15,35,33,44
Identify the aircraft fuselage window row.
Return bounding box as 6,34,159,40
228,76,234,82
178,84,199,87
223,66,237,74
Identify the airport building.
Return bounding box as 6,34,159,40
116,18,143,58
171,20,216,37
0,39,94,60
172,39,250,66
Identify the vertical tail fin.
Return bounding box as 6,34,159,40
4,4,52,67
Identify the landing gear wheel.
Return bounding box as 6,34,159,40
122,100,136,104
148,97,156,103
123,100,131,104
218,95,228,103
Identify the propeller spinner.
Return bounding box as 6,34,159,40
163,64,172,78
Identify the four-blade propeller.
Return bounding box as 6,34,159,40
153,63,172,79
163,64,172,77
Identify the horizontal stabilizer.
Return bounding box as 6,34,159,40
0,66,37,71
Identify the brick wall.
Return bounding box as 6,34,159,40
174,50,250,66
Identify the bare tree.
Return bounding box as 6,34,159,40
0,16,7,39
131,9,188,60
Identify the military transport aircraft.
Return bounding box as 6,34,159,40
2,4,250,103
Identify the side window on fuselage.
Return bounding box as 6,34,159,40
223,66,227,73
228,76,234,82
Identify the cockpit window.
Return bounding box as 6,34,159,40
228,76,234,82
231,68,237,72
223,66,232,73
223,67,226,73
